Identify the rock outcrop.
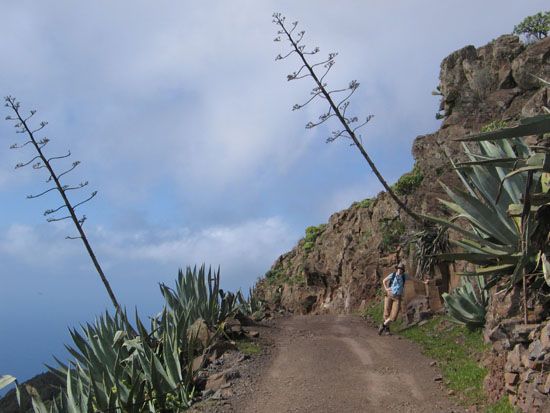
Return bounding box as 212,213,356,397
256,35,549,315
255,35,550,412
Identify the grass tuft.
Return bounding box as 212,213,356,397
236,340,261,355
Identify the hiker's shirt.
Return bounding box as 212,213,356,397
389,273,407,297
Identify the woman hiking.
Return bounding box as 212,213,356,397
378,262,407,335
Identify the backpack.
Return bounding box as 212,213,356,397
390,272,405,287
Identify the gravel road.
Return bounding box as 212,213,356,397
234,314,464,413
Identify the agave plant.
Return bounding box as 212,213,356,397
41,309,197,412
17,265,246,412
423,113,550,292
442,276,488,329
237,285,266,320
159,265,241,328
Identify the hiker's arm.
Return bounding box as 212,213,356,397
382,275,391,292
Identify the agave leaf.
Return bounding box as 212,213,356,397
542,253,550,287
502,165,547,183
509,254,531,286
436,252,514,265
0,375,16,390
15,383,22,410
456,115,550,142
531,74,550,87
541,173,550,193
455,158,519,167
442,277,486,329
25,384,49,413
163,332,182,387
456,263,515,276
507,204,540,217
113,330,127,347
451,239,517,257
66,367,81,413
438,185,516,245
420,213,514,252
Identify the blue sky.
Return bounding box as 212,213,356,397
1,0,547,390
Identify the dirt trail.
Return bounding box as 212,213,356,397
236,315,463,413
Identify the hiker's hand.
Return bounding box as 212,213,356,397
423,278,430,284
385,288,392,293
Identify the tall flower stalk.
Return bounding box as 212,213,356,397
4,96,121,312
272,13,421,224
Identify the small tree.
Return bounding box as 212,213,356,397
4,96,121,312
513,11,549,42
272,13,421,224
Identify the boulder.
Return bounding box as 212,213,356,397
511,37,550,90
224,318,243,337
205,369,241,392
188,318,211,349
206,340,237,362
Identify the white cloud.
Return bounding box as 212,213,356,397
0,223,80,266
0,216,298,289
97,216,296,267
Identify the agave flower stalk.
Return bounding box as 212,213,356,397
272,13,421,224
4,96,121,312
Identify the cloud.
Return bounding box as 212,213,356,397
0,215,298,290
0,223,80,266
96,216,297,273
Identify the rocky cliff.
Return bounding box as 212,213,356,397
256,35,549,315
255,35,550,410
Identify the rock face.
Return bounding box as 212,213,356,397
256,35,549,316
255,35,550,412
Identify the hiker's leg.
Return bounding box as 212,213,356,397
383,295,392,323
389,297,402,322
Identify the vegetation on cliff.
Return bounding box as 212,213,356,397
303,224,327,252
513,11,549,42
392,164,424,196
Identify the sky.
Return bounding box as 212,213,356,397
0,0,547,390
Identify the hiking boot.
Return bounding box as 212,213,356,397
378,323,386,335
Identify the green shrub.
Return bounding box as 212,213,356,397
357,198,374,209
481,120,509,133
236,340,261,355
392,164,424,195
303,224,326,252
513,11,549,42
265,266,286,285
292,273,306,286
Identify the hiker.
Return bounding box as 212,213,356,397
378,262,407,335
